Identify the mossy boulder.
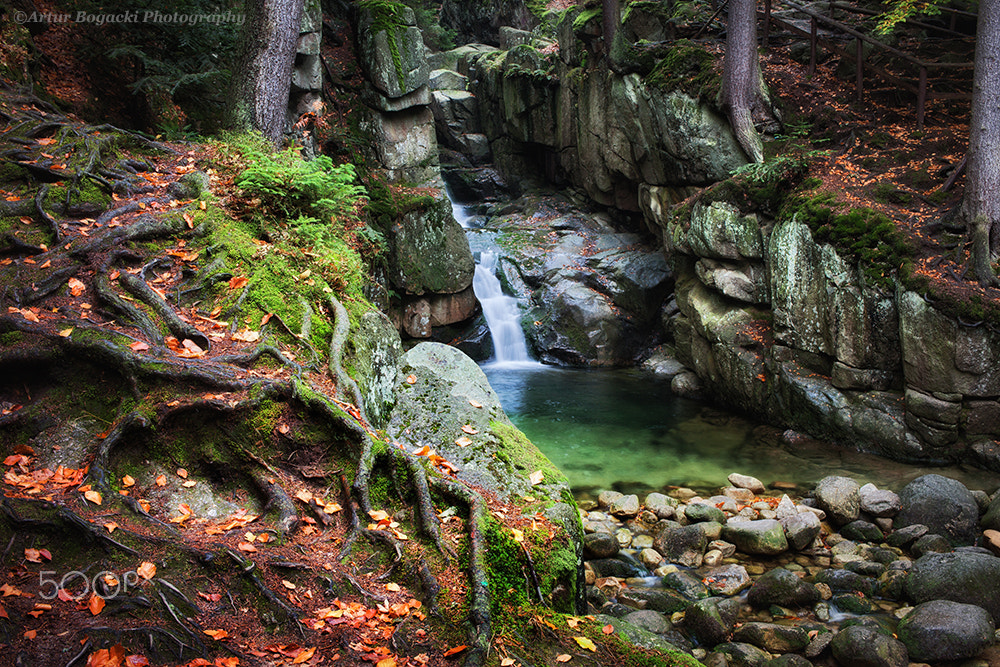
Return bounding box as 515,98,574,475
357,1,429,98
344,310,402,427
383,193,474,296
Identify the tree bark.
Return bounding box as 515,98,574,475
602,0,620,48
227,0,305,145
720,0,769,163
960,0,1000,286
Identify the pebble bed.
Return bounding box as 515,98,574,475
578,472,1000,667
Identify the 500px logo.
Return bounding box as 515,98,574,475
39,563,156,600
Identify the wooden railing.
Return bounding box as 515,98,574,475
760,0,974,129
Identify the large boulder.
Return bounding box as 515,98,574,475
896,600,995,662
383,195,474,297
361,106,437,181
345,310,402,427
893,474,979,545
905,551,1000,623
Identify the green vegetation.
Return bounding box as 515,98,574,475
572,6,602,31
645,40,721,103
357,0,411,90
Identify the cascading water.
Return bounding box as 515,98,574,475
450,195,540,368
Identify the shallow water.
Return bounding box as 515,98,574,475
482,364,1000,497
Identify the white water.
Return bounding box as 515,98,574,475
451,196,541,369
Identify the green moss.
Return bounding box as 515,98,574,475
572,6,602,31
357,0,410,91
645,40,721,103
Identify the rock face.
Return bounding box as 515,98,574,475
465,194,672,366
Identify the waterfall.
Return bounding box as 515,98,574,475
450,195,540,368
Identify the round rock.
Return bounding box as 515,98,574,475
859,483,901,517
894,474,978,545
830,624,908,667
609,493,640,518
814,475,861,526
897,599,995,662
721,519,788,555
747,567,820,609
584,532,620,559
728,472,766,494
905,551,1000,624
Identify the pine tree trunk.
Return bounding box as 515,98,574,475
720,0,766,163
227,0,305,145
961,0,1000,286
602,0,620,48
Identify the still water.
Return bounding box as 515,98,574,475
482,364,1000,497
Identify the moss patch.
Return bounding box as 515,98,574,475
645,40,721,104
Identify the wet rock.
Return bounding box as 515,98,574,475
671,370,705,399
713,641,772,667
704,564,751,596
844,560,886,578
886,523,927,549
894,474,978,545
584,532,620,559
722,519,788,555
644,492,678,519
910,533,952,557
831,593,876,615
686,597,742,647
684,502,727,524
813,569,877,597
765,656,814,667
728,473,766,494
589,558,646,579
595,614,688,655
747,568,820,609
984,529,1000,556
623,609,670,634
905,551,1000,623
780,511,821,551
653,523,707,567
804,630,834,658
981,493,1000,532
859,484,901,518
814,476,861,526
618,588,690,614
609,494,640,517
896,600,995,662
841,520,884,543
733,622,811,653
662,569,709,600
830,624,908,667
599,490,624,508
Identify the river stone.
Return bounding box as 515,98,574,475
722,519,788,555
814,476,861,526
764,656,813,667
686,597,741,647
619,588,690,614
775,495,798,519
645,492,678,518
910,533,952,557
832,592,876,614
858,483,901,517
609,494,640,517
599,490,624,508
384,194,475,295
813,569,877,597
747,568,820,609
662,569,709,600
905,551,1000,623
733,622,811,653
844,560,886,578
704,564,751,596
595,614,687,655
623,609,671,635
894,474,978,545
654,523,708,567
985,529,1000,556
981,492,1000,532
886,523,927,549
728,472,766,494
684,502,727,524
780,511,821,551
584,532,620,559
830,624,908,667
841,520,885,543
713,641,772,667
897,599,995,662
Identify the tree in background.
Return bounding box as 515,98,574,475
719,0,776,163
959,0,1000,286
227,0,305,144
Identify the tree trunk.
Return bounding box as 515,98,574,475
720,0,769,163
227,0,305,145
602,0,620,48
960,0,1000,286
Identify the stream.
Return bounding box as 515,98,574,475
452,196,1000,499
